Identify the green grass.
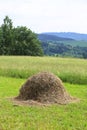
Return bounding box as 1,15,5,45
0,56,87,129
0,56,87,84
0,76,87,130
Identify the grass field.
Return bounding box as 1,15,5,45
0,56,87,84
0,56,87,130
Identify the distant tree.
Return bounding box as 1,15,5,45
82,52,87,59
0,27,3,54
42,41,87,58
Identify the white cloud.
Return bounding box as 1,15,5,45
0,0,87,33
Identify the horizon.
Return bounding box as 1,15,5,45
0,0,87,34
38,31,87,35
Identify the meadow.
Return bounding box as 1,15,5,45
0,56,87,130
0,56,87,84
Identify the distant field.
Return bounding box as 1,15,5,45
62,40,87,47
52,40,87,47
0,56,87,84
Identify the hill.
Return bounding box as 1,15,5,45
38,32,87,58
38,33,74,42
42,32,87,41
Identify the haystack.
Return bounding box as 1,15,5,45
16,72,75,105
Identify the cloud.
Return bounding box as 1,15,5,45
0,0,87,33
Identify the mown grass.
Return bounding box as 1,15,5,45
0,77,87,130
0,56,87,84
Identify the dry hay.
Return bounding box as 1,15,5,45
15,72,79,106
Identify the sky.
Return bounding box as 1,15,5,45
0,0,87,34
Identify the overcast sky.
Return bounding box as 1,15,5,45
0,0,87,34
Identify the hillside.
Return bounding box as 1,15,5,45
42,32,87,41
38,32,87,58
38,33,74,42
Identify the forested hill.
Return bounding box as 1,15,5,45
38,32,87,58
38,33,74,42
41,32,87,41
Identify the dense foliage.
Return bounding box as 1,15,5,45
0,16,43,56
42,41,87,58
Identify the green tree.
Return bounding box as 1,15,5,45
0,27,3,54
0,16,43,56
12,26,43,56
83,52,87,59
1,16,13,54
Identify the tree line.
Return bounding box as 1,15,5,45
0,16,43,56
42,41,87,58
